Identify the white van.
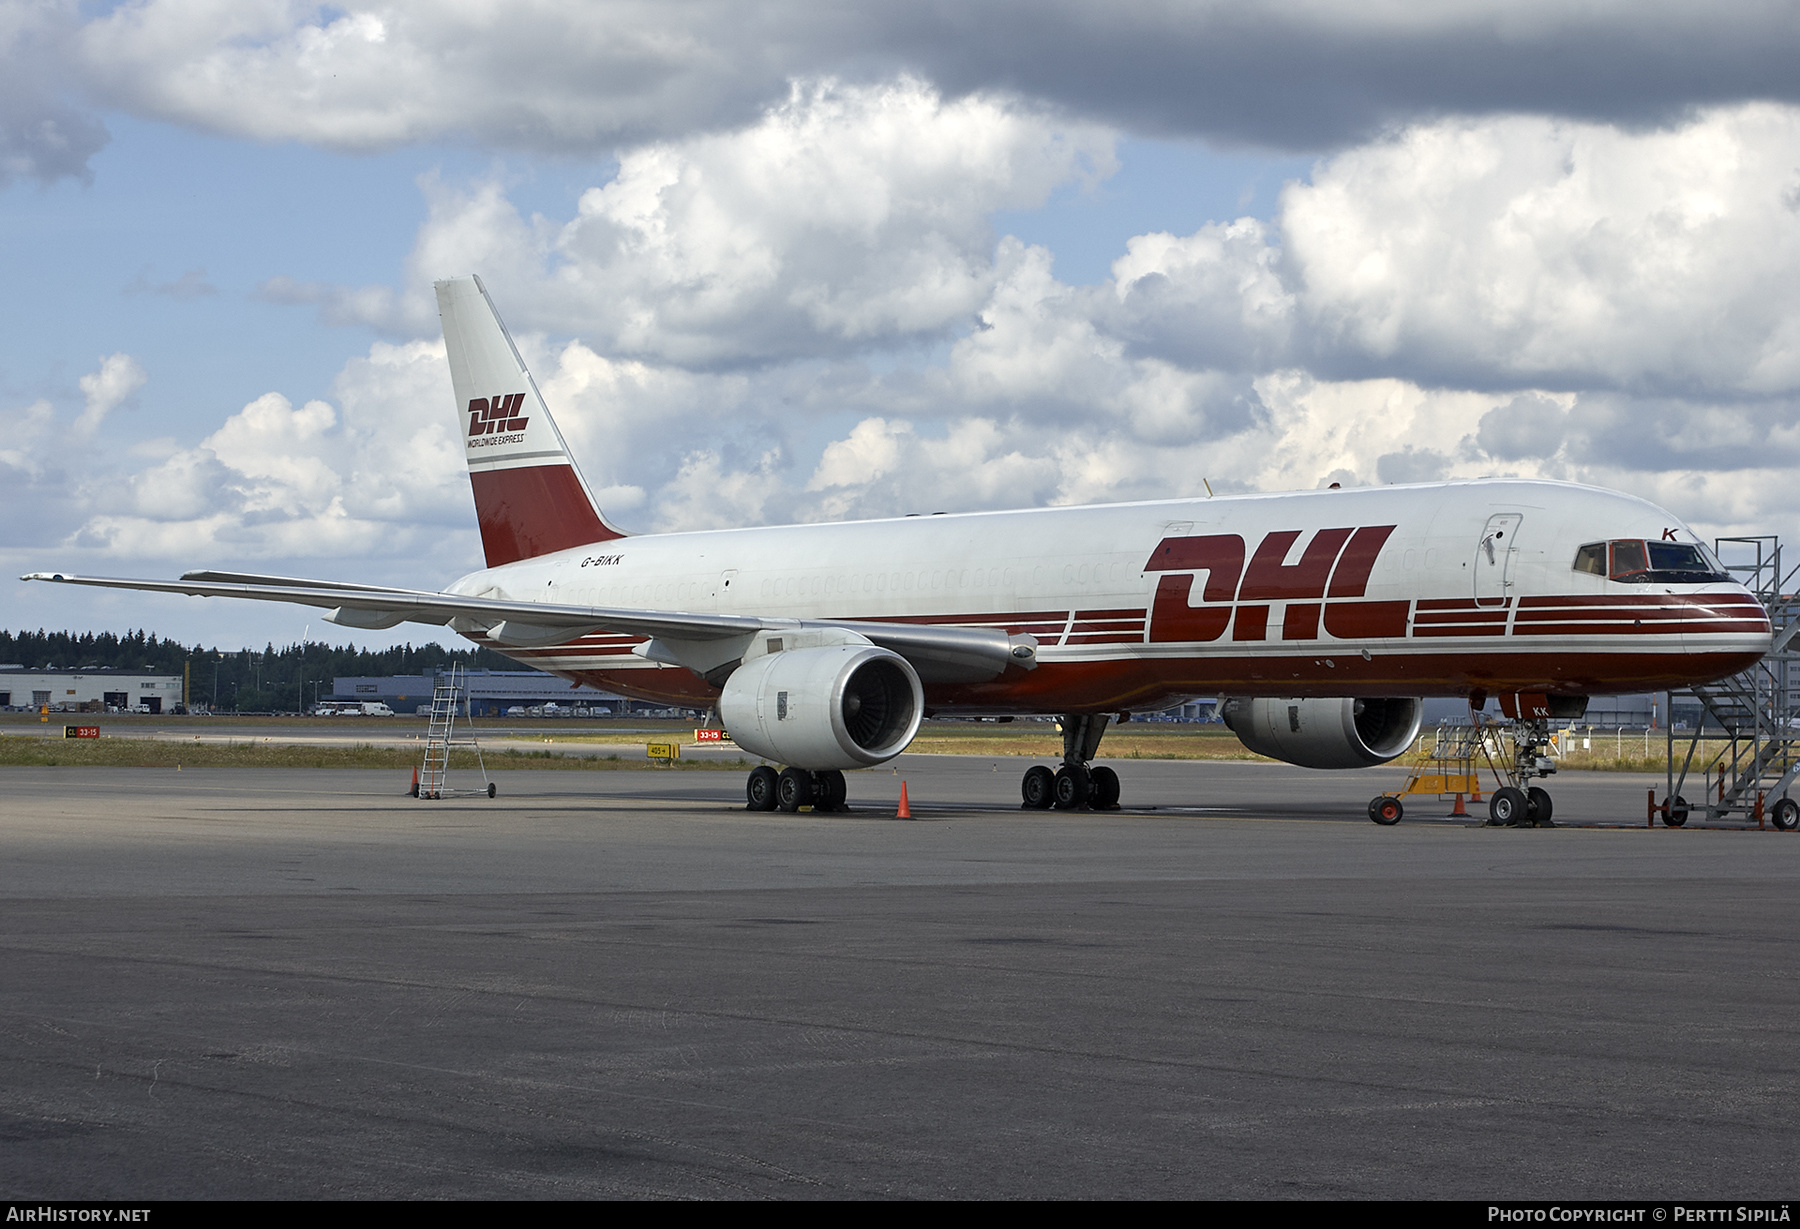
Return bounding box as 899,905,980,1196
314,701,395,717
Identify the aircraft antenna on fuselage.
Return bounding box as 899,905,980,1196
435,274,626,568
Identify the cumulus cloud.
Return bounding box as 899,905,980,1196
56,2,1800,155
804,415,1062,521
923,241,1267,444
0,399,55,476
0,0,107,186
75,353,147,435
1477,393,1568,461
56,339,474,572
309,79,1116,362
1281,107,1800,395
1106,219,1294,371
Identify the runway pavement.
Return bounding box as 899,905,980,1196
0,758,1794,1199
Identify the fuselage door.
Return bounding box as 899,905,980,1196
1474,513,1524,608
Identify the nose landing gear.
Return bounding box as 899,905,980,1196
1482,717,1558,827
1021,714,1122,811
1371,708,1560,826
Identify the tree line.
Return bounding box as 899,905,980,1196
1,629,525,712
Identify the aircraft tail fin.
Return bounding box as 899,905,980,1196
435,275,623,567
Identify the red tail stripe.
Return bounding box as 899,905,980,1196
470,463,619,567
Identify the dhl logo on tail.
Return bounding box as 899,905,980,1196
467,393,529,437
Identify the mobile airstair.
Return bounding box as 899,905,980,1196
415,665,496,800
1661,537,1800,829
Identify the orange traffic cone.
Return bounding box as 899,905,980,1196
1450,793,1469,817
409,766,419,797
897,782,911,819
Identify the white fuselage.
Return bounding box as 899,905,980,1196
446,479,1770,712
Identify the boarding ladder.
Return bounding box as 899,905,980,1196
416,665,495,800
1666,537,1800,825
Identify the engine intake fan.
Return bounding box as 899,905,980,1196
720,644,924,770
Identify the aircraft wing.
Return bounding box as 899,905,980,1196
21,570,1036,683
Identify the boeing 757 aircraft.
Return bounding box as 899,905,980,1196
26,276,1771,821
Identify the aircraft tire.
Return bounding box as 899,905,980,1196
1527,786,1554,827
1090,765,1121,810
1021,765,1055,810
777,767,814,813
1053,764,1091,810
1368,795,1403,825
817,769,848,811
1489,787,1529,827
746,765,779,811
1772,797,1799,831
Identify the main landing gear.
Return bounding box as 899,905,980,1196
744,765,850,813
1021,714,1121,811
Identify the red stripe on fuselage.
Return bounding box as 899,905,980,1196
1517,593,1766,610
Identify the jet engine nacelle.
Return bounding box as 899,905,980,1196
1221,696,1423,769
719,645,924,770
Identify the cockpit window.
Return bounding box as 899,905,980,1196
1572,543,1606,576
1645,541,1729,582
1595,538,1730,584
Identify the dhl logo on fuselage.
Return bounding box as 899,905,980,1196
467,393,529,437
1144,526,1406,642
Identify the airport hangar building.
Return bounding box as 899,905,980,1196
330,670,636,717
0,666,185,713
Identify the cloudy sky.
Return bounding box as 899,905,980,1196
7,1,1800,649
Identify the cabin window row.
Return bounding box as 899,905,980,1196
759,568,1017,599
750,560,1130,601
603,560,1134,605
